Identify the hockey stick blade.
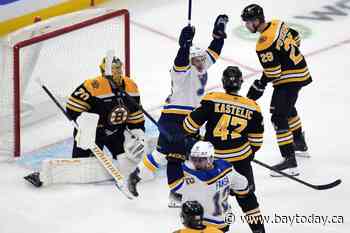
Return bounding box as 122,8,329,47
253,159,341,190
312,179,341,190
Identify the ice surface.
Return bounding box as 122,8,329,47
1,0,349,232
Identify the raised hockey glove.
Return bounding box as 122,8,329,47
247,79,267,100
179,25,195,48
213,14,229,39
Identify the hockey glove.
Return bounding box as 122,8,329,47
213,14,229,39
179,25,195,48
247,79,267,100
123,129,145,163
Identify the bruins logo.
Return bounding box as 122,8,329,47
108,106,128,125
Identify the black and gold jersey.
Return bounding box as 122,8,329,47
183,92,264,162
66,76,144,133
173,225,223,233
256,20,312,87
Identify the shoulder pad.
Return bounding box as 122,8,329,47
202,92,220,101
123,76,140,97
203,92,261,112
83,76,112,97
256,20,282,52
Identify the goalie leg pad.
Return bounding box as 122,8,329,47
40,157,116,185
117,152,139,176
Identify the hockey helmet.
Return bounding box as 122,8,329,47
190,47,206,59
99,56,123,86
222,66,243,93
241,4,265,22
190,141,214,170
181,201,205,229
190,47,206,72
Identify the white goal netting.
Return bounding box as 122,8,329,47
0,8,130,158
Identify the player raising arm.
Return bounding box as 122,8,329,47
127,15,229,207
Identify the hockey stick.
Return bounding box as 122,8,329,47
36,78,134,200
188,0,192,26
124,86,341,190
252,159,341,190
122,86,342,190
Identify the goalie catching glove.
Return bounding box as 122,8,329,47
123,129,145,163
75,112,99,150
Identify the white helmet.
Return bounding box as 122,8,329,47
190,47,206,59
190,141,215,170
190,141,215,158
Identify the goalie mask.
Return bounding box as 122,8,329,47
100,56,123,87
190,47,206,73
189,141,214,170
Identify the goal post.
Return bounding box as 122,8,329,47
0,8,130,158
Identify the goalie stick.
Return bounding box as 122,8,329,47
253,159,341,190
36,78,134,200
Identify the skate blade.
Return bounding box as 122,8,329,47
295,151,311,158
270,167,300,177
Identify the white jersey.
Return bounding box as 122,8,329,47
162,49,217,115
176,159,249,228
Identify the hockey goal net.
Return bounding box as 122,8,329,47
0,8,130,158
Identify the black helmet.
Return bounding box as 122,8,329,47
241,4,264,22
181,201,204,229
222,66,243,93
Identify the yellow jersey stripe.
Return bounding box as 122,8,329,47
273,74,311,86
143,156,157,172
207,48,219,60
248,133,263,138
169,177,184,189
281,67,308,75
206,167,232,185
277,131,292,138
66,104,85,112
173,65,191,72
215,142,250,154
222,150,252,162
127,118,145,124
187,116,200,129
264,65,281,72
69,96,91,109
183,121,197,134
